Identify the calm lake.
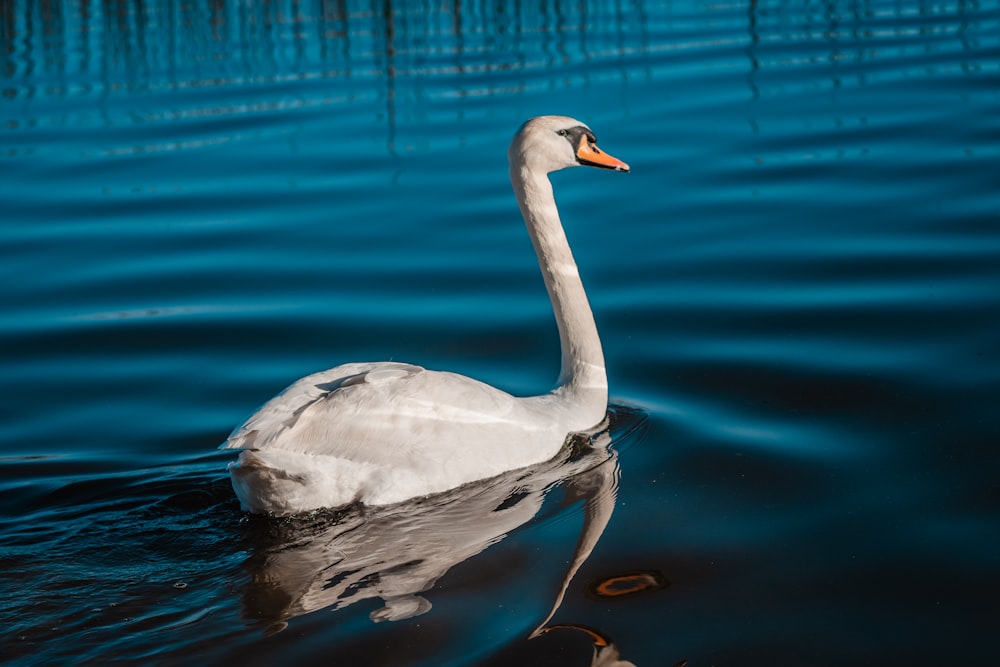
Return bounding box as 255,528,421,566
2,1,999,665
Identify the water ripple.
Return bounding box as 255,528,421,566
2,1,999,664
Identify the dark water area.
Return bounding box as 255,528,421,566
2,1,999,665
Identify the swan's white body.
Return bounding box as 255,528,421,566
222,116,629,515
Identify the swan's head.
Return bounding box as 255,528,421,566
509,115,630,175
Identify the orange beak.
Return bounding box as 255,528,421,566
576,135,630,172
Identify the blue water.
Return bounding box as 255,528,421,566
2,1,999,664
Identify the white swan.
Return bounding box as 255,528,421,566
222,115,629,515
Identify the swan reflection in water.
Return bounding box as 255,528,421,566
238,405,646,662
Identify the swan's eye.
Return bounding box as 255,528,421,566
557,129,568,137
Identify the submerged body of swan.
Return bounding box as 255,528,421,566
221,116,629,515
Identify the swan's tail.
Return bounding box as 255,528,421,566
228,450,313,516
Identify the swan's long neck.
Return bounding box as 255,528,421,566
511,163,608,411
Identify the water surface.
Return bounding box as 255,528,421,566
2,1,999,665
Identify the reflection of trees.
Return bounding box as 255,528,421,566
4,0,987,123
0,0,649,99
2,0,989,101
0,0,641,156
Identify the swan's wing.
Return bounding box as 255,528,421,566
221,361,534,464
221,362,571,512
221,361,424,451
